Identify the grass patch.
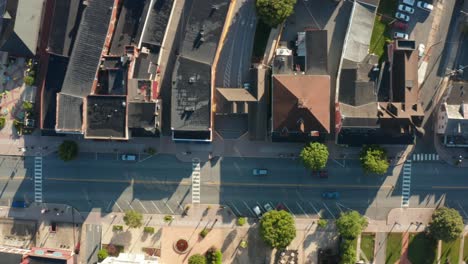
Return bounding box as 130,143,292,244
112,225,123,232
369,16,389,60
385,233,401,264
143,226,155,234
407,233,437,264
464,235,468,262
361,233,375,262
441,237,461,264
252,20,271,62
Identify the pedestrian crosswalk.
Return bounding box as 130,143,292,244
412,153,439,161
34,156,43,203
401,160,412,207
191,159,201,204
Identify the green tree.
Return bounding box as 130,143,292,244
123,210,143,228
317,218,328,229
428,207,464,242
300,142,329,171
24,75,34,86
260,210,296,249
188,254,206,264
206,247,222,264
336,211,368,239
0,116,5,130
58,140,78,161
22,101,33,111
340,239,357,264
359,145,389,174
97,248,108,262
256,0,296,27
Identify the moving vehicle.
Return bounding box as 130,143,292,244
264,203,273,212
418,43,426,57
417,1,433,11
321,191,340,199
398,4,415,14
121,154,137,161
394,32,409,39
402,0,415,6
253,169,268,176
253,206,262,217
395,12,410,22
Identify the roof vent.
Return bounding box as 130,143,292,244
188,76,197,84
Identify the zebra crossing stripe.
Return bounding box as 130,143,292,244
34,156,43,203
191,159,201,204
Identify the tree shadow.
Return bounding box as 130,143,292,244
221,229,238,252
110,230,132,245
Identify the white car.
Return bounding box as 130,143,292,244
418,43,426,57
398,4,415,14
417,1,433,11
402,0,415,6
253,206,262,218
264,203,273,212
394,32,409,39
395,12,410,22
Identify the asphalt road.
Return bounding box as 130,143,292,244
1,153,468,221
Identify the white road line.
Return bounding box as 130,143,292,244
456,201,468,219
106,200,114,212
296,202,309,218
136,199,148,214
322,202,336,219
282,203,296,218
229,202,242,216
307,201,322,217
151,201,161,214
114,201,123,212
164,200,175,214
127,201,134,211
242,201,255,217
176,200,184,211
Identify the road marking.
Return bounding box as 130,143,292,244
114,201,123,212
282,203,296,218
164,199,174,214
126,201,134,211
296,202,309,218
456,201,468,219
307,201,322,217
242,201,255,217
228,202,242,216
151,201,161,214
106,200,114,212
136,199,148,214
176,200,184,211
34,156,43,203
322,202,336,219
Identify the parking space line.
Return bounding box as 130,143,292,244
136,199,148,214
176,200,184,211
282,203,296,218
242,201,255,217
322,202,336,219
228,202,242,216
114,201,123,212
456,201,468,219
126,201,134,211
151,201,161,214
307,201,322,218
164,199,174,214
296,202,309,218
106,200,114,212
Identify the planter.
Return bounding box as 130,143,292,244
173,239,189,254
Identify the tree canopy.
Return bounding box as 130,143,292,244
255,0,296,27
428,207,464,242
359,145,389,174
339,238,356,264
300,142,329,171
260,210,296,249
336,211,368,239
188,254,206,264
58,140,78,161
123,210,143,228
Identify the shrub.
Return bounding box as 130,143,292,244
317,219,328,229
164,215,173,222
144,226,155,234
58,140,78,161
206,247,222,264
199,228,209,238
0,116,5,130
123,210,143,228
24,75,34,86
97,248,108,262
146,147,157,155
22,101,33,111
112,225,123,231
237,217,246,226
188,254,206,264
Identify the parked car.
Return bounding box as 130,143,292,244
394,32,409,39
417,1,433,11
276,203,288,212
393,21,409,30
402,0,415,6
253,169,268,176
318,170,328,178
395,12,410,22
11,201,28,208
321,191,340,199
121,154,137,161
253,206,262,217
398,4,415,14
418,43,426,57
264,203,273,212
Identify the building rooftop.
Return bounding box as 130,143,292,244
171,56,211,132
0,0,44,57
56,93,83,132
132,47,160,79
0,251,23,263
85,95,127,139
128,101,160,136
47,0,82,57
109,0,146,55
137,0,174,48
446,82,468,105
305,30,328,75
128,79,152,102
179,0,229,64
273,75,331,133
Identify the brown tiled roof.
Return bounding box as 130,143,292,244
273,75,330,133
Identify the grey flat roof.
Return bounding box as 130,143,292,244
86,95,127,138
447,82,468,105
342,1,376,63
306,30,328,75
179,0,229,64
171,56,211,131
56,93,83,132
139,0,174,47
128,101,157,129
48,0,82,57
